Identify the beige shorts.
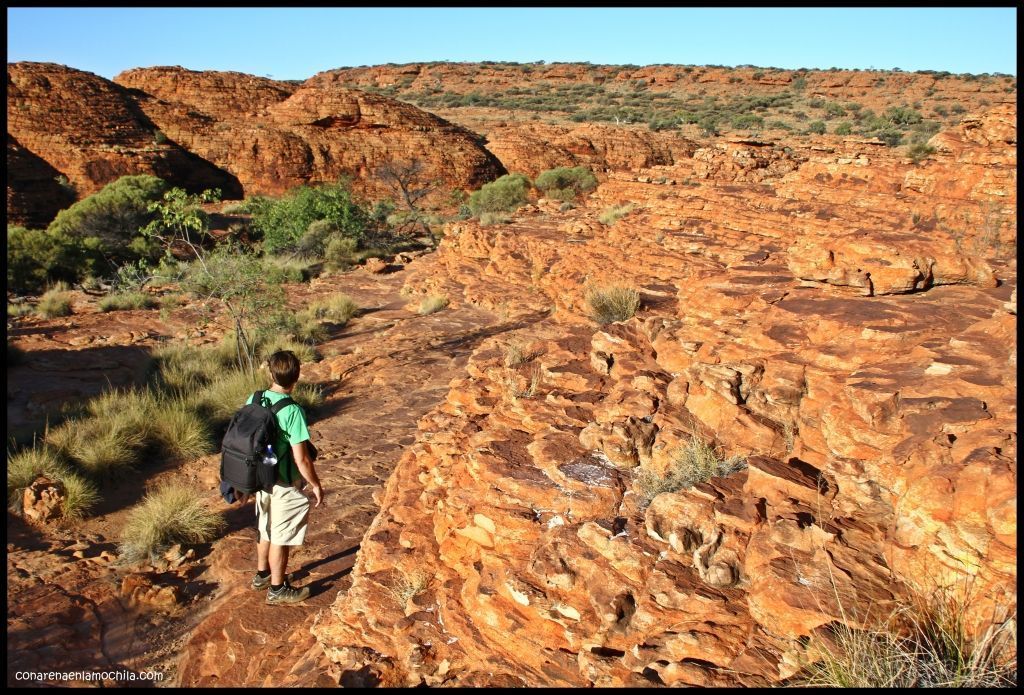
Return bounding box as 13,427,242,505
255,483,310,546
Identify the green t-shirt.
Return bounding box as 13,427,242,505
245,389,310,485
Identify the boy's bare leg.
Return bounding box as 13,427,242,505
269,543,290,585
257,539,270,573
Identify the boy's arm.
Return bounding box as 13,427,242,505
292,441,323,507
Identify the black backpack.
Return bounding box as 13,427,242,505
220,390,296,494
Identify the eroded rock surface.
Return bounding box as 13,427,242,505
311,106,1016,686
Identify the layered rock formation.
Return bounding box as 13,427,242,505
6,62,243,226
6,62,505,228
480,123,698,178
311,105,1016,686
113,66,505,203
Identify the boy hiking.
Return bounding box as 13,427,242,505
237,350,324,604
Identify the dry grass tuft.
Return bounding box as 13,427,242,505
585,285,641,324
598,203,635,225
119,482,224,564
37,285,73,318
634,437,746,505
418,295,449,315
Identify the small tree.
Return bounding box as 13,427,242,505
374,157,440,243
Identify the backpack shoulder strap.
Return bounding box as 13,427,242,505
270,396,297,415
253,390,265,407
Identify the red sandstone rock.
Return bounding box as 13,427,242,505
113,66,505,204
21,477,66,524
6,62,243,226
312,106,1016,686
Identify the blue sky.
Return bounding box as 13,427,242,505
7,7,1017,80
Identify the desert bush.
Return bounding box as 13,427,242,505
534,167,598,201
119,482,224,563
799,585,1016,687
585,285,641,324
261,255,312,284
908,143,937,164
7,225,104,293
47,175,167,267
324,236,359,270
257,336,320,365
731,113,765,129
297,219,339,257
307,293,359,325
151,343,224,395
180,244,287,373
249,179,373,254
60,414,149,477
467,173,531,216
634,437,746,504
149,397,212,461
193,368,265,426
834,121,854,136
807,120,827,135
418,295,449,315
36,285,73,318
598,203,636,226
8,302,34,318
98,291,158,312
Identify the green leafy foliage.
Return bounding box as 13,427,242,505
249,179,373,254
7,225,103,293
467,173,532,216
47,175,167,268
534,167,598,201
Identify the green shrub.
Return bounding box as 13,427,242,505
467,173,531,216
47,175,166,266
598,203,636,225
791,76,807,91
634,437,745,504
834,121,854,136
36,285,73,318
585,285,641,324
807,120,827,135
534,167,598,201
908,143,937,164
297,219,339,257
732,113,765,130
250,179,373,254
324,236,359,270
119,482,224,563
98,291,158,312
418,295,449,315
7,226,104,293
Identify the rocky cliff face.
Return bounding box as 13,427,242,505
6,63,505,228
310,105,1016,686
113,66,505,203
6,62,242,226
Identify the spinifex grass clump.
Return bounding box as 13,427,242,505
597,203,635,225
418,295,449,315
634,437,746,505
119,482,225,563
36,283,74,318
585,285,641,324
534,166,598,202
98,291,158,312
800,584,1017,688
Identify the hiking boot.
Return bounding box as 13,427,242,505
251,572,271,591
266,582,310,605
